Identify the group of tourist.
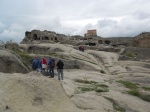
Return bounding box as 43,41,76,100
32,57,64,80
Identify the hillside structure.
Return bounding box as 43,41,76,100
84,29,97,37
21,30,68,44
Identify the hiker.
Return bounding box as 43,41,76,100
41,57,47,76
56,59,64,80
79,46,84,52
81,46,84,52
48,57,55,78
32,57,42,72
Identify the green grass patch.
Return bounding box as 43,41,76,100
128,89,140,97
76,79,109,93
74,65,80,69
95,84,108,88
128,90,150,102
124,51,136,58
104,97,126,112
95,87,109,92
74,79,98,84
12,49,33,70
78,87,94,92
117,80,138,90
140,94,150,102
49,52,58,57
142,86,150,91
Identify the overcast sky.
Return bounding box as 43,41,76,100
0,0,150,43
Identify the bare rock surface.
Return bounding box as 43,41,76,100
60,49,150,112
2,42,150,112
0,71,81,112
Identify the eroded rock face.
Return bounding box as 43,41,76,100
0,50,29,73
133,32,150,48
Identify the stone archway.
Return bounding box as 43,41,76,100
33,34,38,40
44,36,49,40
55,37,57,41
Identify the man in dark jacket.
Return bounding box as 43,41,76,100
56,59,64,80
48,58,55,78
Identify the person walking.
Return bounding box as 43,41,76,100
48,57,55,78
56,59,64,80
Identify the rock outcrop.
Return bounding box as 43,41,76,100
0,50,29,73
0,72,80,112
20,30,69,44
133,32,150,48
5,42,19,50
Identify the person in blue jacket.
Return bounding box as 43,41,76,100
32,57,42,72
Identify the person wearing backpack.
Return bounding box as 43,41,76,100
32,57,42,72
48,58,55,78
56,59,64,80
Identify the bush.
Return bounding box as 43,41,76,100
124,51,136,58
140,94,150,102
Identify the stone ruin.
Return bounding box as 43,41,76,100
20,30,68,44
21,30,104,46
21,29,141,48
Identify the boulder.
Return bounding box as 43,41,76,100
0,72,80,112
0,50,29,73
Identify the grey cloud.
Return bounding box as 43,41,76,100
1,0,150,42
133,11,150,20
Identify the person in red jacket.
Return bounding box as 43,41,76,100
41,57,47,76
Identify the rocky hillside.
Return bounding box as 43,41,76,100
0,41,150,112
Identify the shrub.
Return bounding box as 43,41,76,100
140,94,150,102
128,89,140,97
124,51,136,58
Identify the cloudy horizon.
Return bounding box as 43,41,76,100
0,0,150,43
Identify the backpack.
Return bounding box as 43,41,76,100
50,59,55,67
32,60,39,70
